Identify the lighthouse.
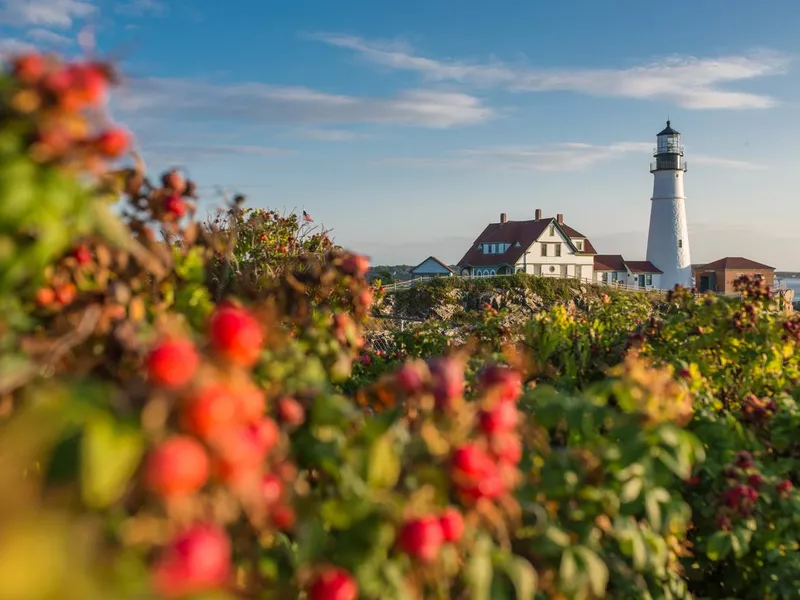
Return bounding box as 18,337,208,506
646,121,692,289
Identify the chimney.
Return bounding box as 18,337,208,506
500,212,507,224
556,213,564,225
535,208,542,221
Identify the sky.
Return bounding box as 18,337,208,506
2,0,800,269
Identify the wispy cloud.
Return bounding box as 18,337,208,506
141,142,293,162
379,142,651,172
691,154,766,170
0,0,95,29
115,0,167,17
115,78,494,129
0,37,34,59
290,128,371,141
26,27,72,46
313,34,790,110
377,142,761,172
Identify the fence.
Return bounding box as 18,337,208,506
381,273,657,294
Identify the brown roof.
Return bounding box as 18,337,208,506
625,260,663,274
458,217,596,267
593,254,626,271
411,256,455,274
696,257,775,271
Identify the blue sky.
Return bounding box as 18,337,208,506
2,0,800,268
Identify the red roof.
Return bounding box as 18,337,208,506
625,260,663,274
696,257,774,271
593,254,626,271
458,217,596,267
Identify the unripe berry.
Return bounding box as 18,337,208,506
144,436,209,498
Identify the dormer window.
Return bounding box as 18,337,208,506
576,240,583,251
549,225,555,236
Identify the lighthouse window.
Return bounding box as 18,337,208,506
678,240,683,248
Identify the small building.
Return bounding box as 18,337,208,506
410,256,455,278
593,255,663,289
692,257,775,294
457,210,597,280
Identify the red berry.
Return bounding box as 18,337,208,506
357,288,374,307
308,567,358,600
277,396,305,427
261,474,283,505
479,400,518,435
72,244,92,265
778,479,793,496
735,451,754,470
341,254,369,276
398,517,444,563
359,353,372,366
162,170,186,195
747,473,763,489
94,127,130,158
427,357,464,409
209,305,264,367
452,444,492,478
479,365,523,403
147,338,198,389
451,444,505,500
12,53,46,84
215,418,279,467
490,435,522,464
271,504,296,530
439,508,464,542
152,524,230,598
42,67,74,94
164,195,186,218
144,436,209,498
395,362,425,394
181,385,239,440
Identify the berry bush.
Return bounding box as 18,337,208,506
1,51,800,600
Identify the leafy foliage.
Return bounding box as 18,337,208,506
2,50,800,600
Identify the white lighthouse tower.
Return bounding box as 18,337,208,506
646,121,692,289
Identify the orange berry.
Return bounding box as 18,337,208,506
181,385,239,440
35,287,56,307
12,54,46,84
144,436,209,498
276,396,305,427
54,282,77,306
94,127,130,158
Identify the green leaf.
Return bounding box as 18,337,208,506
576,547,609,597
499,555,537,600
367,431,401,490
706,531,733,561
80,415,143,509
466,535,493,600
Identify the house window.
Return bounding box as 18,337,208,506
646,274,653,285
549,225,555,236
541,244,547,257
754,273,763,281
549,266,556,273
555,244,561,257
612,272,618,281
490,269,496,276
575,240,582,251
